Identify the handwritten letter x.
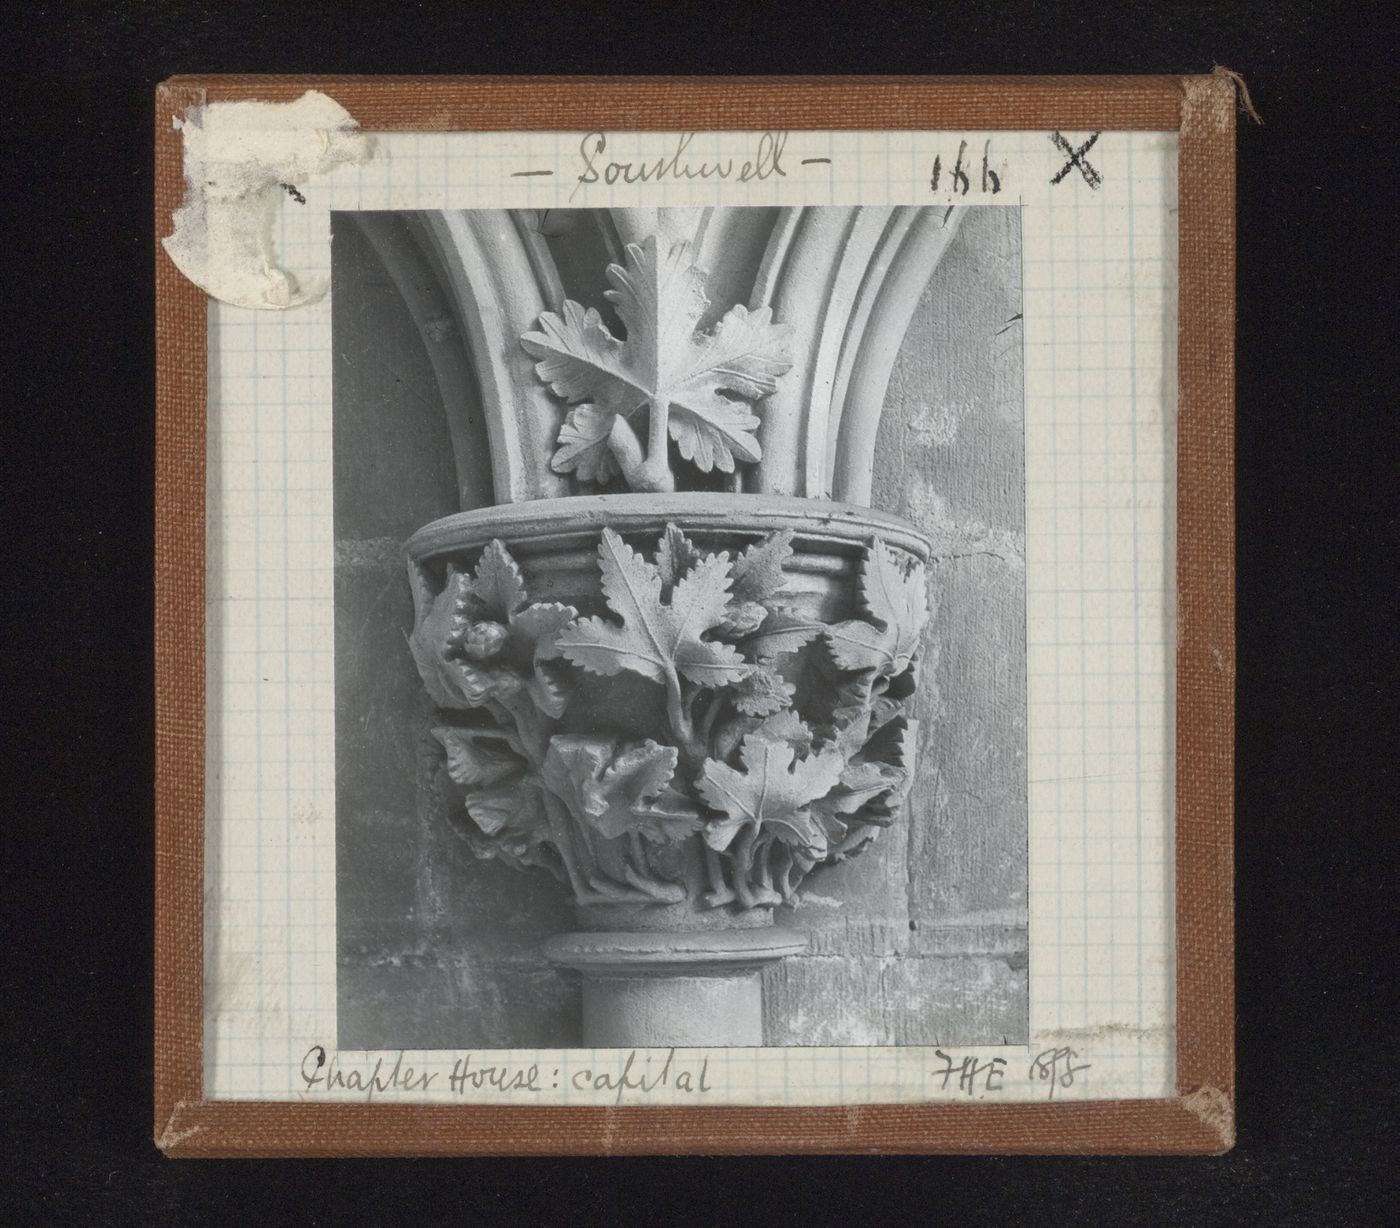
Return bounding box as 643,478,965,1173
1049,131,1103,189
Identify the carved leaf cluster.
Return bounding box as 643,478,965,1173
411,527,929,911
698,735,845,858
554,528,749,689
543,735,684,842
409,539,575,720
522,236,793,485
825,538,930,677
431,726,555,875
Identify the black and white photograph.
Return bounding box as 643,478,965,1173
332,204,1028,1050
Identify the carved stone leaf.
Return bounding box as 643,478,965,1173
827,824,879,863
868,694,903,733
670,556,752,687
817,713,917,832
465,784,520,836
812,808,851,853
556,528,747,690
730,529,795,604
884,659,919,699
409,571,472,708
838,760,900,808
826,712,869,760
598,741,680,837
605,232,708,373
468,539,529,620
432,726,525,788
412,538,580,723
460,769,563,878
730,665,795,717
697,735,845,856
667,305,790,472
520,300,639,419
682,303,793,400
864,711,917,773
716,600,767,640
629,785,704,845
463,827,565,881
438,569,476,652
410,605,525,711
543,734,679,841
555,624,651,683
465,774,548,840
506,602,577,718
522,237,791,476
520,666,565,720
666,389,762,473
520,604,578,718
824,539,930,676
816,760,905,821
738,609,824,662
655,523,701,597
752,710,816,754
509,602,575,662
823,667,900,738
552,405,620,483
541,735,609,823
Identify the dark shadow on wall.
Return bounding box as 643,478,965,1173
332,216,580,1048
333,207,1027,1049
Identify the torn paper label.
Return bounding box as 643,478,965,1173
162,90,374,309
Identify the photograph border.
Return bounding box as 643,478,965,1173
155,73,1235,1156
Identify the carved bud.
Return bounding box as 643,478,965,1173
462,620,510,662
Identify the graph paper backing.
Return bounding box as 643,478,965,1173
202,129,1177,1106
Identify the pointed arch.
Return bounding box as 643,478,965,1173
414,210,571,504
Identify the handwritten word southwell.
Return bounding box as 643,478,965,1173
572,131,788,200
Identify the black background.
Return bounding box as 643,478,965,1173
2,2,1396,1223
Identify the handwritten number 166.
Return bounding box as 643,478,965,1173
930,140,1002,196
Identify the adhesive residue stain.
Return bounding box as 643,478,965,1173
162,90,375,309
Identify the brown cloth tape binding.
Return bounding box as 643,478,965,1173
155,75,1235,1156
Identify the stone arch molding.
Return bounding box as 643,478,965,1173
346,205,966,509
